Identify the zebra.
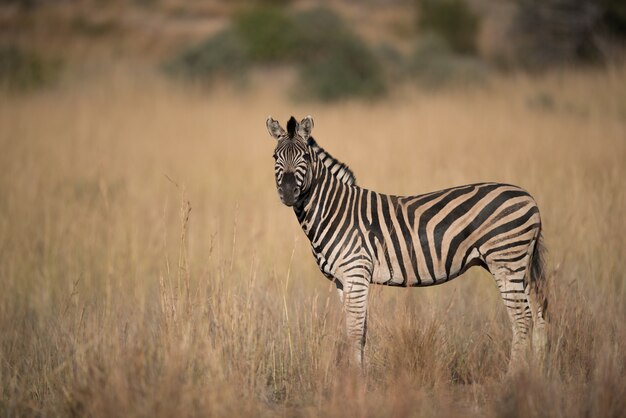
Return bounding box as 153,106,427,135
266,115,548,371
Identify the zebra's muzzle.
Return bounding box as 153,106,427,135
278,173,300,207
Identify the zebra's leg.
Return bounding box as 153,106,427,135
490,262,533,373
341,274,370,368
529,283,548,368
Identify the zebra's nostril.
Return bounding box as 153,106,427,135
294,187,300,195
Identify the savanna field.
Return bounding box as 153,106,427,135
1,2,626,414
1,64,624,417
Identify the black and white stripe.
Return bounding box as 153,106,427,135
266,115,548,370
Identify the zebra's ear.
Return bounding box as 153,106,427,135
298,115,314,140
266,116,286,140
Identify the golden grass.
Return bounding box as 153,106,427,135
1,66,625,417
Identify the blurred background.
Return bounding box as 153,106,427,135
1,1,625,417
1,0,626,95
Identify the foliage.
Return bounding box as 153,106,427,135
407,35,489,89
298,39,386,101
416,0,480,55
293,8,387,101
376,42,405,80
511,0,602,70
233,7,299,63
290,7,350,61
163,29,249,83
0,45,60,91
165,6,386,101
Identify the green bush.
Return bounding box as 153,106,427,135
416,0,479,54
163,29,249,82
0,45,60,91
299,38,386,101
233,7,299,63
291,7,349,60
376,42,405,80
407,35,489,89
165,6,387,101
293,8,386,101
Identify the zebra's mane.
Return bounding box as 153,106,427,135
307,137,356,186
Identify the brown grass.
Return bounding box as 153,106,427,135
0,66,625,417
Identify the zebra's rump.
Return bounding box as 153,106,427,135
362,183,541,286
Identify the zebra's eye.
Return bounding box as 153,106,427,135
303,153,310,161
272,154,278,160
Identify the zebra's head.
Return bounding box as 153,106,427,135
266,115,314,207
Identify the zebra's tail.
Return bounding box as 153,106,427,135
530,229,548,318
530,229,549,365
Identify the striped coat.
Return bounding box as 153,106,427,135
267,115,548,370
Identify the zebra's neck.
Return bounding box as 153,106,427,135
293,138,355,240
307,137,356,186
294,156,350,244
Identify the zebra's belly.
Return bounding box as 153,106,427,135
370,247,482,287
371,263,463,287
311,236,481,287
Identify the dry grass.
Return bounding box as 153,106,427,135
0,66,625,417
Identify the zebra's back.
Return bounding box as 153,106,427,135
359,182,541,286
